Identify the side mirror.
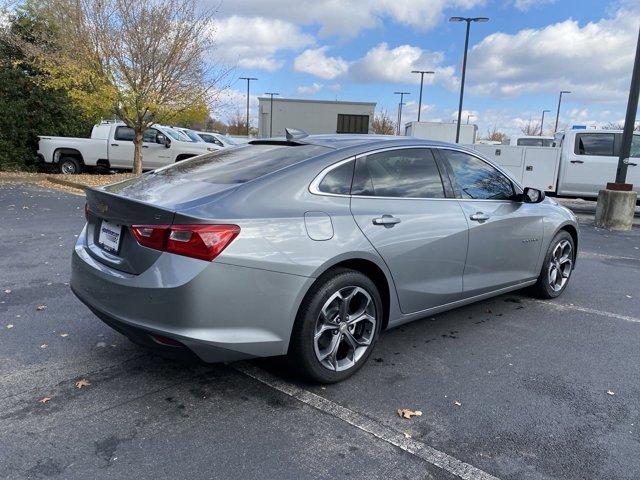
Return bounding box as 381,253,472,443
156,133,171,148
522,187,545,203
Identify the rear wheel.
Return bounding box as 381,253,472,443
288,268,382,383
59,156,81,174
532,231,575,299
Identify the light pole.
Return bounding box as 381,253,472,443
615,26,640,185
554,90,571,133
450,16,489,143
239,77,257,137
264,92,279,137
466,114,476,124
411,70,434,122
394,91,410,135
540,109,551,136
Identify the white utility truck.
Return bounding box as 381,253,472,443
470,129,640,198
405,121,477,144
38,122,217,174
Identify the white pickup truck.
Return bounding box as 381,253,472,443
38,122,219,174
471,129,640,198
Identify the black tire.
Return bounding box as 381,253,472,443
59,156,81,174
288,268,383,383
531,230,575,299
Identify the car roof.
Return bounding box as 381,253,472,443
252,134,460,152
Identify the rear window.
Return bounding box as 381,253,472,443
152,144,328,184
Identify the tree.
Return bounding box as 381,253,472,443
482,125,507,143
520,118,541,136
0,1,100,170
371,109,396,135
205,118,229,134
33,0,227,174
226,110,256,136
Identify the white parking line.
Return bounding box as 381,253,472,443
234,362,500,480
534,301,640,324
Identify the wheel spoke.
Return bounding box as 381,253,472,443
314,322,337,340
344,330,370,349
347,312,375,327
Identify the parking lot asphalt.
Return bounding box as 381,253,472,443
1,183,639,480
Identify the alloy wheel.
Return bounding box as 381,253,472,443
314,286,377,372
548,239,573,292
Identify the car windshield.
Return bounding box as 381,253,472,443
163,127,190,142
149,144,329,184
182,129,203,142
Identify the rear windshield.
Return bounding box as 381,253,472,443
152,144,328,184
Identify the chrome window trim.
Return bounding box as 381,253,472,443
308,144,522,202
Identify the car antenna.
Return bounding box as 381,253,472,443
285,128,309,141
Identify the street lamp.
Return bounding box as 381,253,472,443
411,70,434,122
466,114,476,124
540,109,551,136
239,77,257,137
554,91,571,133
394,91,410,135
450,16,489,143
264,92,279,138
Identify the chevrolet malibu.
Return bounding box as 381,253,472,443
71,133,578,383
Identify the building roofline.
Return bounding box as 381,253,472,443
257,97,376,107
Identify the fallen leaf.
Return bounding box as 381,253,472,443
39,397,51,404
60,333,69,338
7,324,13,329
36,304,47,311
397,408,423,419
75,379,91,389
40,344,48,349
403,432,412,438
454,401,462,406
625,295,632,299
607,390,615,396
3,289,11,294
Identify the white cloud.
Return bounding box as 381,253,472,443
512,0,557,11
209,0,486,37
296,82,324,95
467,8,640,103
213,16,314,71
293,47,349,79
349,43,458,90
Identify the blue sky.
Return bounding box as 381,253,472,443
209,0,640,137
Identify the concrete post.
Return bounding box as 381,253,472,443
594,186,638,231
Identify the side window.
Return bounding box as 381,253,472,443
630,135,640,158
575,133,615,156
143,128,158,143
114,126,135,141
441,150,514,200
352,148,445,198
213,138,224,147
317,160,354,195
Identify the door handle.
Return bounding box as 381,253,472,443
142,145,149,148
570,160,584,164
111,143,119,147
469,212,490,222
372,215,401,227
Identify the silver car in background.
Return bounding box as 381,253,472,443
71,134,578,382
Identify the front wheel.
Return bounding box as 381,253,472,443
288,268,382,383
532,231,575,299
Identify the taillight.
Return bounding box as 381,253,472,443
130,224,240,261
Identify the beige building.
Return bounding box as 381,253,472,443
258,98,376,138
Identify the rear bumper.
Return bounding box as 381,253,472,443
71,227,313,363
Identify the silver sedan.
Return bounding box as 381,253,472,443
71,134,578,383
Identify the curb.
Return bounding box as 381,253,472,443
46,177,88,191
